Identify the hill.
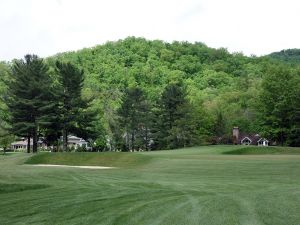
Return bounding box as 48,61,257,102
45,37,299,147
47,37,262,143
268,49,300,64
1,37,300,148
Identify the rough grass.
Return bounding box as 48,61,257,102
0,146,300,225
223,146,300,155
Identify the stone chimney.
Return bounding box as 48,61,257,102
232,127,239,145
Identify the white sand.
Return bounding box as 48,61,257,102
31,164,115,169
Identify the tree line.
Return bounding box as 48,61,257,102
1,37,300,151
1,55,94,153
115,82,202,151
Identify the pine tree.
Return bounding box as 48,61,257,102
158,83,186,149
117,87,151,151
7,55,52,153
156,82,200,149
55,61,90,151
71,106,97,142
42,98,61,151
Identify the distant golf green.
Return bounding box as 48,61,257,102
1,145,300,225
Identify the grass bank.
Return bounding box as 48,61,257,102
223,146,300,155
25,152,152,168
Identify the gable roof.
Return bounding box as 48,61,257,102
257,138,269,143
241,136,252,143
64,135,87,144
238,133,261,144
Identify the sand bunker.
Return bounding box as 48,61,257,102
31,164,115,169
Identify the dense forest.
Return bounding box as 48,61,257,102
1,37,300,151
269,49,300,64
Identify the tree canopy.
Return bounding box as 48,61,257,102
1,37,300,150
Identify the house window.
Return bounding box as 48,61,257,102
258,139,268,146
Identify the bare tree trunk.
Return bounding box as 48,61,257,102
131,131,135,151
33,127,38,153
145,127,148,151
125,130,129,151
63,128,68,151
281,129,284,146
27,135,31,153
57,140,59,152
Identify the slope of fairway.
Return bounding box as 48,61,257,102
1,146,300,225
223,146,300,155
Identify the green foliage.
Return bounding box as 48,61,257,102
55,61,95,150
43,38,299,147
0,124,14,153
257,65,300,145
0,64,14,152
117,87,152,151
6,55,54,153
153,82,202,149
2,38,300,148
268,49,300,64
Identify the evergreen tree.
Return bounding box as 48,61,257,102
55,61,91,151
157,82,199,149
139,99,153,151
117,87,151,151
71,106,97,142
7,55,52,153
42,101,61,151
172,102,202,147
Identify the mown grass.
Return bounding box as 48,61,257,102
0,183,49,194
25,152,152,168
223,146,300,155
0,145,300,225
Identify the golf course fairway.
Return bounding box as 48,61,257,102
0,145,299,225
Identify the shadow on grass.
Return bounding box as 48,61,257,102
0,183,50,194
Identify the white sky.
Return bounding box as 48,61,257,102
1,0,300,61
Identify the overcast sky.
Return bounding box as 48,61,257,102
1,0,300,61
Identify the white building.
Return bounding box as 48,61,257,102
11,138,46,151
11,135,91,151
62,135,91,150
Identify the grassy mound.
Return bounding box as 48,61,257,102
25,152,152,168
223,146,300,155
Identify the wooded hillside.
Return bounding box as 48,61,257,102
1,37,300,149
